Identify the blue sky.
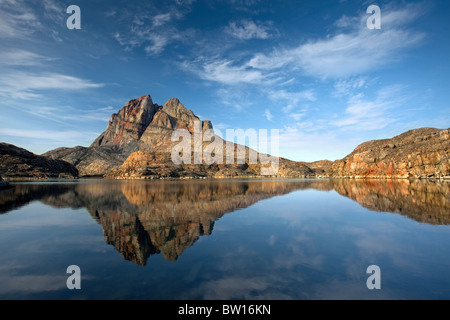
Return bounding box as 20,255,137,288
0,0,449,161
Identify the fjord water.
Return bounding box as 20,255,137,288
0,179,449,300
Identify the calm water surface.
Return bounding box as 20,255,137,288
0,178,449,300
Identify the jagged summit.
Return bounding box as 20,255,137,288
43,94,219,176
91,94,213,151
91,94,161,148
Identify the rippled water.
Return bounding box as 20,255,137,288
0,178,449,299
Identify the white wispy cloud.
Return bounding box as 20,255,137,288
264,109,272,121
0,72,104,100
201,59,265,84
246,4,426,79
278,125,361,161
0,0,40,39
113,4,193,55
225,19,273,40
152,12,173,27
330,84,407,131
268,89,316,113
0,128,99,142
214,87,256,112
144,34,171,55
15,105,114,124
183,4,425,94
0,49,55,66
181,58,267,85
333,77,368,97
42,0,64,23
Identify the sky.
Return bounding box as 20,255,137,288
0,0,449,162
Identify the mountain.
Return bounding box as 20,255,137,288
44,94,313,178
0,143,78,179
91,94,159,149
331,128,450,179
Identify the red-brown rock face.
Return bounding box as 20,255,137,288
331,128,450,179
91,94,160,148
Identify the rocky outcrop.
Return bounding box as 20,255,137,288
107,149,314,179
91,94,160,149
43,145,126,177
0,143,78,179
300,160,334,176
331,128,450,179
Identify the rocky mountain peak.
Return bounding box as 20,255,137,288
161,98,198,129
91,94,160,148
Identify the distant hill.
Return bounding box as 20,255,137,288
331,128,450,179
0,142,78,179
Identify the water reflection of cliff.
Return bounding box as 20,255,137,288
0,180,331,265
331,179,450,225
0,179,448,265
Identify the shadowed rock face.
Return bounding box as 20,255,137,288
43,145,126,177
91,94,160,148
0,179,448,266
0,143,78,179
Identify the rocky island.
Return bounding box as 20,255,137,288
0,94,448,180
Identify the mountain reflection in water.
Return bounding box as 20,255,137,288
0,179,448,266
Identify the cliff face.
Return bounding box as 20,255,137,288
0,143,78,179
331,128,450,179
91,94,160,149
137,98,213,153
